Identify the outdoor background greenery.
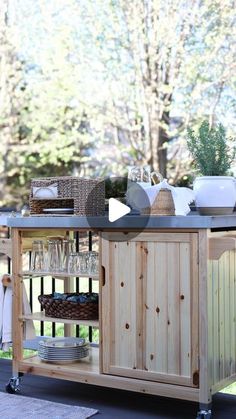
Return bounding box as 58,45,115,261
0,0,235,208
0,0,236,395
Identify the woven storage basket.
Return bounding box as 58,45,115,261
30,176,105,216
142,188,175,216
38,293,99,320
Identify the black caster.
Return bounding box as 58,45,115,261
5,377,21,394
196,409,212,419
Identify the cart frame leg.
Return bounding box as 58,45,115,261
196,403,212,419
198,231,212,419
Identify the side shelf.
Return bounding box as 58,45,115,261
19,312,99,328
22,271,99,280
20,346,99,375
11,226,100,387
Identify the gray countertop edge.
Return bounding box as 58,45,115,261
6,213,236,229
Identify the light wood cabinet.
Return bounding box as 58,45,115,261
6,220,236,418
101,232,199,387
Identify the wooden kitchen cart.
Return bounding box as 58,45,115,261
7,214,236,419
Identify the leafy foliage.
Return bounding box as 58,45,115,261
187,121,236,176
105,177,127,198
0,0,236,206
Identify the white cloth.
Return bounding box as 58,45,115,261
126,179,195,215
0,281,5,345
22,284,36,340
0,275,35,351
2,287,12,351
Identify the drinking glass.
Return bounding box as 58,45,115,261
128,166,152,188
77,252,88,274
31,240,45,272
47,240,61,272
128,166,163,188
87,251,99,275
127,166,163,210
60,239,75,272
68,252,79,275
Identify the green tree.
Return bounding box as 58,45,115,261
74,0,236,178
1,0,235,207
0,0,102,206
0,0,30,206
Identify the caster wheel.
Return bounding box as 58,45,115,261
5,378,20,394
196,410,212,419
5,382,18,394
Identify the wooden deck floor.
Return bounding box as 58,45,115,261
0,359,236,418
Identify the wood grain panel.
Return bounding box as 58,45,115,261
190,233,199,386
224,252,231,378
180,242,191,377
155,243,168,374
167,242,180,375
218,253,225,380
101,232,191,243
12,228,24,374
145,242,168,374
144,242,156,372
199,229,211,405
100,236,111,373
207,259,213,386
229,250,236,376
212,260,220,385
101,232,198,387
111,241,137,369
208,245,236,392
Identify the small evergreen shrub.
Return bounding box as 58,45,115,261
187,121,236,176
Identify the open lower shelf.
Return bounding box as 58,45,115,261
20,346,99,375
17,348,200,400
22,271,99,280
20,312,99,327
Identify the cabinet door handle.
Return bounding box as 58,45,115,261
101,265,106,286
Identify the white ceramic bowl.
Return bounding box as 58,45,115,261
193,176,236,215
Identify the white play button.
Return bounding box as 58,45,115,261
108,198,131,222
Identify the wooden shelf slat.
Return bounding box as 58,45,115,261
20,346,99,374
30,197,73,201
18,347,200,401
22,271,99,280
20,312,99,328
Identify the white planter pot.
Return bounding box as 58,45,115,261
193,176,236,215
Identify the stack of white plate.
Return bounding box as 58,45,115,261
38,337,89,363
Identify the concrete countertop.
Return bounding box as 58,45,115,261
6,212,236,229
0,213,12,227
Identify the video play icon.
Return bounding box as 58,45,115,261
86,176,151,240
108,198,131,222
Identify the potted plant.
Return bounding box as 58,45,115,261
187,120,236,214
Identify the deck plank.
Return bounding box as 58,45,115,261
1,359,236,418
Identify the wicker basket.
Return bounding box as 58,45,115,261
142,188,175,216
38,293,99,320
29,176,105,216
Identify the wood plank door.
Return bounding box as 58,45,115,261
101,232,199,387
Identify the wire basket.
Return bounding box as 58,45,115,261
38,293,99,320
29,176,105,216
